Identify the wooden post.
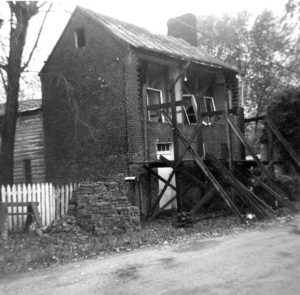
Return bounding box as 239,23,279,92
224,100,233,171
170,85,182,213
0,204,8,241
266,123,274,175
195,76,204,157
238,107,246,160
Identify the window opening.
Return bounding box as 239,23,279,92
203,96,216,125
157,143,170,152
24,159,32,184
146,88,164,122
182,95,198,124
75,27,85,48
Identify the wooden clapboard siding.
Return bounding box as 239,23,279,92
13,112,46,183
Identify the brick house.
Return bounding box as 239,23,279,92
0,99,45,183
40,7,244,214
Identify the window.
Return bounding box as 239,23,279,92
157,143,170,152
146,88,164,122
23,159,32,184
182,95,198,124
203,96,216,125
75,27,85,48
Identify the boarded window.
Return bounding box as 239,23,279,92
24,159,32,184
146,88,164,122
182,95,198,124
75,27,86,48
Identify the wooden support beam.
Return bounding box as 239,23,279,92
162,110,247,223
190,188,217,215
0,204,8,240
266,117,300,172
148,170,175,218
149,181,194,221
23,203,43,233
160,156,208,191
254,177,296,211
244,115,265,123
225,115,295,207
144,166,178,192
207,154,276,219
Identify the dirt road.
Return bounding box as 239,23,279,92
1,216,300,295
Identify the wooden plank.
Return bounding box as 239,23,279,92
61,185,65,216
0,204,8,240
225,115,295,208
255,178,296,211
190,188,217,215
6,202,39,206
31,204,43,228
244,116,265,123
162,111,246,223
144,166,178,192
160,156,208,190
266,117,300,171
207,154,276,219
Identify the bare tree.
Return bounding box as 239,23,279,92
0,1,52,185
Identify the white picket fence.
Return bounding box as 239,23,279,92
0,183,77,232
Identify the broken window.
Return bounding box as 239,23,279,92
182,95,197,124
75,27,86,48
203,96,216,125
146,88,164,122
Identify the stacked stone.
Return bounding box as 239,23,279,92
70,182,141,235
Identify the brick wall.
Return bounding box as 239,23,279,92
41,10,135,183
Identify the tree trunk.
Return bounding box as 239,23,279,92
0,3,31,185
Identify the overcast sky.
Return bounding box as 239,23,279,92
31,0,288,70
0,0,290,100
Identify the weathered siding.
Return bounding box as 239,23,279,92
0,111,45,183
41,10,132,183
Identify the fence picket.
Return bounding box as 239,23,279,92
1,182,76,231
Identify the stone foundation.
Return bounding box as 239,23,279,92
69,182,141,235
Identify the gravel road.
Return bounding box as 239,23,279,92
1,215,299,295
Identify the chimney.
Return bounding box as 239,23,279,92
167,13,197,46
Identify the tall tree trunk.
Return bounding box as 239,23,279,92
0,3,30,185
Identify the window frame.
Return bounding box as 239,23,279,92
182,94,198,125
146,87,165,123
203,96,216,125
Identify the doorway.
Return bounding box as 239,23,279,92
156,143,177,209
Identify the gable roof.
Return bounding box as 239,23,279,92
41,6,238,73
79,7,237,72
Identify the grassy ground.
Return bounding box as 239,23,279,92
0,210,297,277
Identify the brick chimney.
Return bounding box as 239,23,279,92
167,13,197,46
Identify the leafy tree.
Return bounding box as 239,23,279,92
196,5,300,117
267,87,300,173
0,1,52,185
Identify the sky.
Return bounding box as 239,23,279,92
33,0,289,70
0,0,290,100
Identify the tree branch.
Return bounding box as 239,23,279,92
21,2,53,72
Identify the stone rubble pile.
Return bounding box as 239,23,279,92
68,182,141,235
